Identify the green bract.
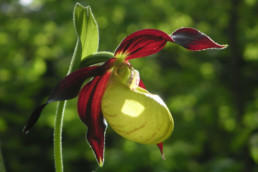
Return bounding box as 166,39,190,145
102,63,174,144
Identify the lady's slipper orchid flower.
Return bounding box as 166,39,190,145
24,28,227,166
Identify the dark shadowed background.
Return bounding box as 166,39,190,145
0,0,258,171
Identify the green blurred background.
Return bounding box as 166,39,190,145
1,0,258,171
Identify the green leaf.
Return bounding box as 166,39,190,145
73,3,99,59
79,51,114,68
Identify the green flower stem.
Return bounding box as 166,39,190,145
54,39,81,172
54,101,66,172
0,142,6,172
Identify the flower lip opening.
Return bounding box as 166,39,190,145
114,62,132,83
116,63,132,76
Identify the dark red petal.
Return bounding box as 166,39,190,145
23,103,47,134
47,66,100,102
23,66,99,134
157,142,165,160
77,71,111,166
48,58,115,103
171,27,227,51
115,29,173,60
23,58,116,134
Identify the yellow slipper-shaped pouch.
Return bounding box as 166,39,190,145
101,63,174,144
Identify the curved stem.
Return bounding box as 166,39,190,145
53,39,81,172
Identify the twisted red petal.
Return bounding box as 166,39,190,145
48,58,116,102
115,29,173,60
171,27,227,51
77,71,112,166
23,58,116,134
48,66,100,102
23,103,47,134
23,66,99,133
